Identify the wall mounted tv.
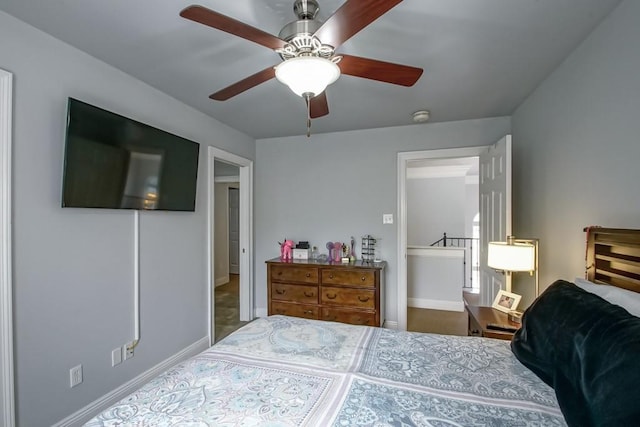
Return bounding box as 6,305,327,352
62,98,200,211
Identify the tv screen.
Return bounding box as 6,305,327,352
62,98,199,211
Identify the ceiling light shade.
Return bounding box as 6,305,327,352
487,241,535,272
275,56,340,98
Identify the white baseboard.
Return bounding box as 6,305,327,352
254,307,267,318
53,336,210,427
408,297,464,312
215,275,229,287
383,320,398,329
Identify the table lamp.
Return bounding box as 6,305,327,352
487,236,539,296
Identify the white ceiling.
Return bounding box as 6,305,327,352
0,0,621,139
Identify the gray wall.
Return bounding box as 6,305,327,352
1,11,254,426
511,0,640,304
255,118,511,322
406,177,466,246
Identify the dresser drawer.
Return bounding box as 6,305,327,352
321,308,376,326
321,269,375,287
270,265,318,284
271,283,318,304
321,286,375,309
270,302,319,319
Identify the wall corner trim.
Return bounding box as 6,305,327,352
0,68,14,427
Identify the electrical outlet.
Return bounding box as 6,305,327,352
112,347,122,367
383,214,394,224
123,341,135,361
70,364,83,388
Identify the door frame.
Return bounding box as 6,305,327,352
1,69,15,427
207,147,253,345
397,146,486,331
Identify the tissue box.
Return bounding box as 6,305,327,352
293,248,310,259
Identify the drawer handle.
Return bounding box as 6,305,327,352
326,293,337,299
277,271,282,276
304,291,315,297
275,289,286,295
304,310,314,315
329,274,334,279
358,296,370,302
361,276,366,281
306,273,311,277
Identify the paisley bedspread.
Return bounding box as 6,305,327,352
85,315,566,426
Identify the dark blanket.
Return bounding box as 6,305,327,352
511,279,640,427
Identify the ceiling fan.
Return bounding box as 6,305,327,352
180,0,424,135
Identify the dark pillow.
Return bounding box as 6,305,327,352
511,279,640,427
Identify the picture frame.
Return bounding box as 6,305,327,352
492,290,522,313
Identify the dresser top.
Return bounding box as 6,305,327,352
266,257,386,270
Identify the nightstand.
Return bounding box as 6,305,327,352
466,305,521,340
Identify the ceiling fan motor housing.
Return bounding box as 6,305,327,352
278,0,335,60
278,19,323,42
279,0,322,43
293,0,320,19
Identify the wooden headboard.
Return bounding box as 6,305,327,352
585,227,640,293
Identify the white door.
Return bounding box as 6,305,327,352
228,187,240,275
479,135,512,306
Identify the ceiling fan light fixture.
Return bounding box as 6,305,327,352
275,56,340,98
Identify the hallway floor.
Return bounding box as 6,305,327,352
214,274,249,343
407,307,468,336
406,291,479,336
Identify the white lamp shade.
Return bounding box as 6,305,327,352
275,56,340,97
487,241,535,272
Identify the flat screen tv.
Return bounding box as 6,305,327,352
62,98,200,211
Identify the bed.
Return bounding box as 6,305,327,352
85,227,640,426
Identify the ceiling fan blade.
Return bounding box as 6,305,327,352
209,66,277,101
338,54,423,86
180,5,287,50
309,92,329,118
313,0,403,49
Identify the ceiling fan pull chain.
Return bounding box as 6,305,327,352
305,93,312,137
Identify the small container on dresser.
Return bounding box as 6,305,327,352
266,258,386,327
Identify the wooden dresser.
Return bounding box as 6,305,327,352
266,258,386,326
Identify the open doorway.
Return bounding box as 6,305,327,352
397,138,511,331
208,148,253,345
404,156,479,335
213,162,248,342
